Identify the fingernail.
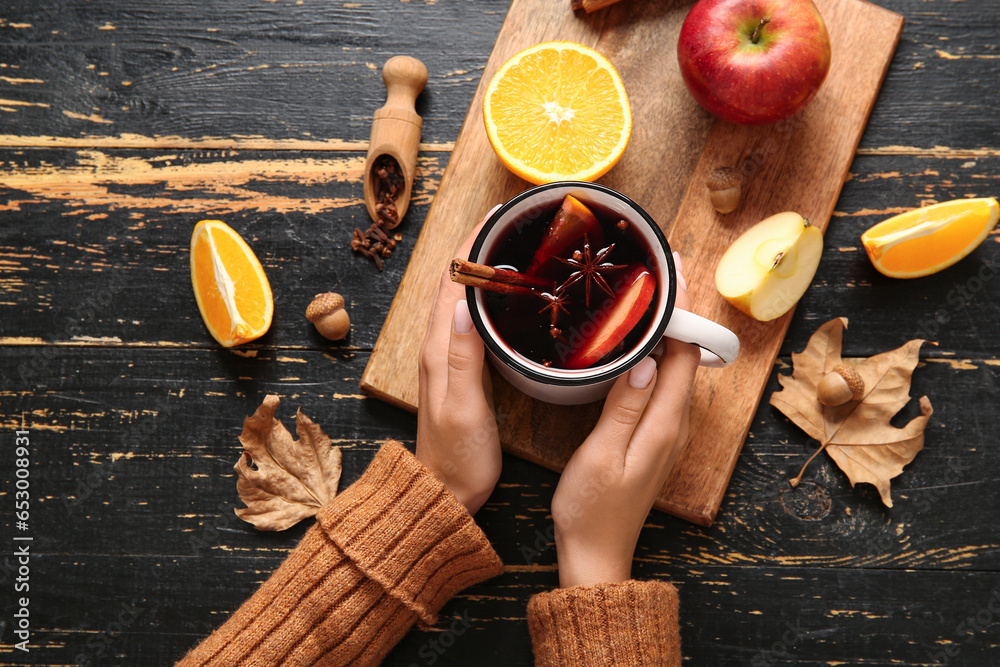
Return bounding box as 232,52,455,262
672,251,688,291
454,299,474,334
628,356,657,389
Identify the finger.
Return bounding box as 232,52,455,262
421,205,501,400
481,358,496,412
627,337,699,468
423,206,500,358
578,356,658,467
648,252,690,365
445,299,487,399
672,251,690,311
620,253,696,469
670,405,691,474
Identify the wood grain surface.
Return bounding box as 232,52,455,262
360,0,904,525
1,1,999,665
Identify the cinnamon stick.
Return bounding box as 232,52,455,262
452,274,538,297
450,258,553,296
450,259,552,289
571,0,624,13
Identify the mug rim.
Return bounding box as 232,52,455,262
466,181,677,388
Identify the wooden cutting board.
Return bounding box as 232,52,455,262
361,0,903,526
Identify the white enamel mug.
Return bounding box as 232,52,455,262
465,182,740,405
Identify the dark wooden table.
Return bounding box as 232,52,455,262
1,1,998,665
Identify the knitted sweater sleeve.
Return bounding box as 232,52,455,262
527,580,682,666
176,440,504,667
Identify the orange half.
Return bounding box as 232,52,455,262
483,41,632,185
190,220,273,347
861,198,999,279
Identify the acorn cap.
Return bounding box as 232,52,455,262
706,167,742,191
832,363,865,400
306,292,345,322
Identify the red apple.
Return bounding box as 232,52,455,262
677,0,831,125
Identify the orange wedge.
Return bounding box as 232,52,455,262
190,220,273,347
861,198,999,279
483,41,631,185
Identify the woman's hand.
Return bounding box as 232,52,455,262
415,209,502,516
551,253,699,588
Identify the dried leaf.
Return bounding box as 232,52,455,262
233,394,342,531
770,318,933,507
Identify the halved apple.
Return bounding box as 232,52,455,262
715,212,823,322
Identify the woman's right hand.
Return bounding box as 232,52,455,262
551,253,699,588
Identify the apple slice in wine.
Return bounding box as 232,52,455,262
564,265,656,369
527,195,605,275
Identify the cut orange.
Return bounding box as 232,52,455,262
861,197,999,279
483,41,631,185
190,220,273,347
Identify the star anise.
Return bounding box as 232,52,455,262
537,289,571,337
555,235,627,307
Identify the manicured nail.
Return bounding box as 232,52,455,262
628,356,657,389
673,251,688,291
454,299,474,334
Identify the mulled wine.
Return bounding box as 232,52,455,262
480,195,659,370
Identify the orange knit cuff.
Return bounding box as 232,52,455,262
316,440,504,627
527,579,681,666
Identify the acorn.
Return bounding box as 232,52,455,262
306,293,350,341
706,167,743,214
817,363,865,406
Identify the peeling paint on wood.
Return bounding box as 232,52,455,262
0,150,444,216
0,134,456,152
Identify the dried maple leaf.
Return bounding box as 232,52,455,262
233,394,342,531
769,317,933,507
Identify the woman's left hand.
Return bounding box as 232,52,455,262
416,208,502,515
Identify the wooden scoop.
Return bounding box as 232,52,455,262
363,56,428,229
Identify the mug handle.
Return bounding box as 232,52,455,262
663,308,740,368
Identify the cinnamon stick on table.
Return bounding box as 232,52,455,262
571,0,624,13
